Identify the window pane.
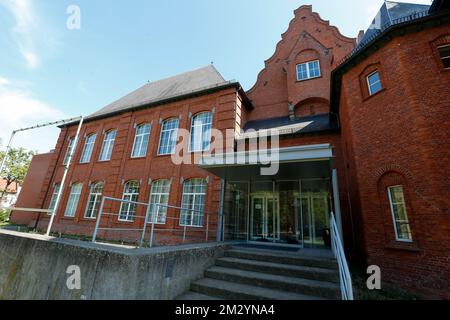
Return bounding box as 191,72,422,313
132,124,151,158
80,134,97,163
388,186,412,241
438,45,450,59
368,72,382,95
85,183,104,218
119,181,140,221
297,63,308,81
158,119,179,155
442,57,450,69
48,184,61,213
308,61,321,78
99,130,117,161
180,179,206,227
63,138,75,165
190,113,212,152
147,180,170,224
65,184,83,217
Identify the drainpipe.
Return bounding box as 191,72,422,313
217,179,226,241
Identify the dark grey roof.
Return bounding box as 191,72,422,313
243,114,338,135
87,65,231,120
359,1,430,45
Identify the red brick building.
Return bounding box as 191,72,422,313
11,1,450,298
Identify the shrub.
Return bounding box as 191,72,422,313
0,209,11,223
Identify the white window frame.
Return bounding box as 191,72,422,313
63,138,75,166
64,183,83,218
296,60,321,81
80,134,97,164
48,183,61,215
99,130,117,162
131,123,151,158
84,182,104,219
388,185,413,242
119,181,140,222
366,71,383,96
189,112,213,153
158,118,179,156
180,179,206,228
147,179,171,224
437,44,450,70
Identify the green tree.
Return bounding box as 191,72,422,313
0,148,35,204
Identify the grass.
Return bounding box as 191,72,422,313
350,263,420,300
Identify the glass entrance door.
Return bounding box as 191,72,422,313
251,195,280,241
298,193,330,248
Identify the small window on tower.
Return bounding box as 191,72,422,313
296,60,321,81
437,45,450,69
367,71,383,96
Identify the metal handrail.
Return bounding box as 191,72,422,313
92,196,217,248
330,212,354,300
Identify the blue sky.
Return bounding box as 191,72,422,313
0,0,431,152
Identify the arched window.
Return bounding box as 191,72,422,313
387,186,412,242
64,183,83,217
180,178,207,227
99,130,117,161
147,179,171,224
189,112,212,152
158,118,179,155
63,137,75,165
131,123,151,158
119,181,140,222
85,182,104,219
80,134,97,163
48,183,61,214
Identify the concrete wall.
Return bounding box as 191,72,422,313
0,230,228,300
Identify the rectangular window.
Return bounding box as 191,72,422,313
189,112,213,152
119,181,140,222
437,45,450,69
65,183,83,217
367,71,383,96
388,186,412,242
63,138,75,166
48,183,61,214
99,130,117,161
296,60,321,81
131,124,151,158
85,182,104,219
180,179,206,227
147,180,171,224
80,134,97,163
158,119,179,155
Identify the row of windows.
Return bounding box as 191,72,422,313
48,178,208,227
63,112,213,165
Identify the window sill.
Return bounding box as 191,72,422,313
296,76,322,83
385,241,420,253
363,87,386,102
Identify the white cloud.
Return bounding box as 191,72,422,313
0,77,66,153
0,0,60,69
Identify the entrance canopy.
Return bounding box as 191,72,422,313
199,144,334,181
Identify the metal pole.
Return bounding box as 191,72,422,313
222,215,226,242
0,131,16,177
149,210,156,248
46,117,84,236
140,205,151,247
92,196,106,243
217,179,225,241
205,212,210,242
183,225,187,243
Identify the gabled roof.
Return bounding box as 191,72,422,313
359,1,431,45
86,65,249,121
0,179,19,193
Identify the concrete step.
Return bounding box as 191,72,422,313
176,291,223,300
216,257,339,283
225,249,337,270
205,266,340,300
191,278,324,300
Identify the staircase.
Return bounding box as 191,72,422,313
177,246,341,300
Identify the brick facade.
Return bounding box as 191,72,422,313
11,4,450,299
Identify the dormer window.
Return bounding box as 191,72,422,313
296,60,321,81
437,44,450,69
